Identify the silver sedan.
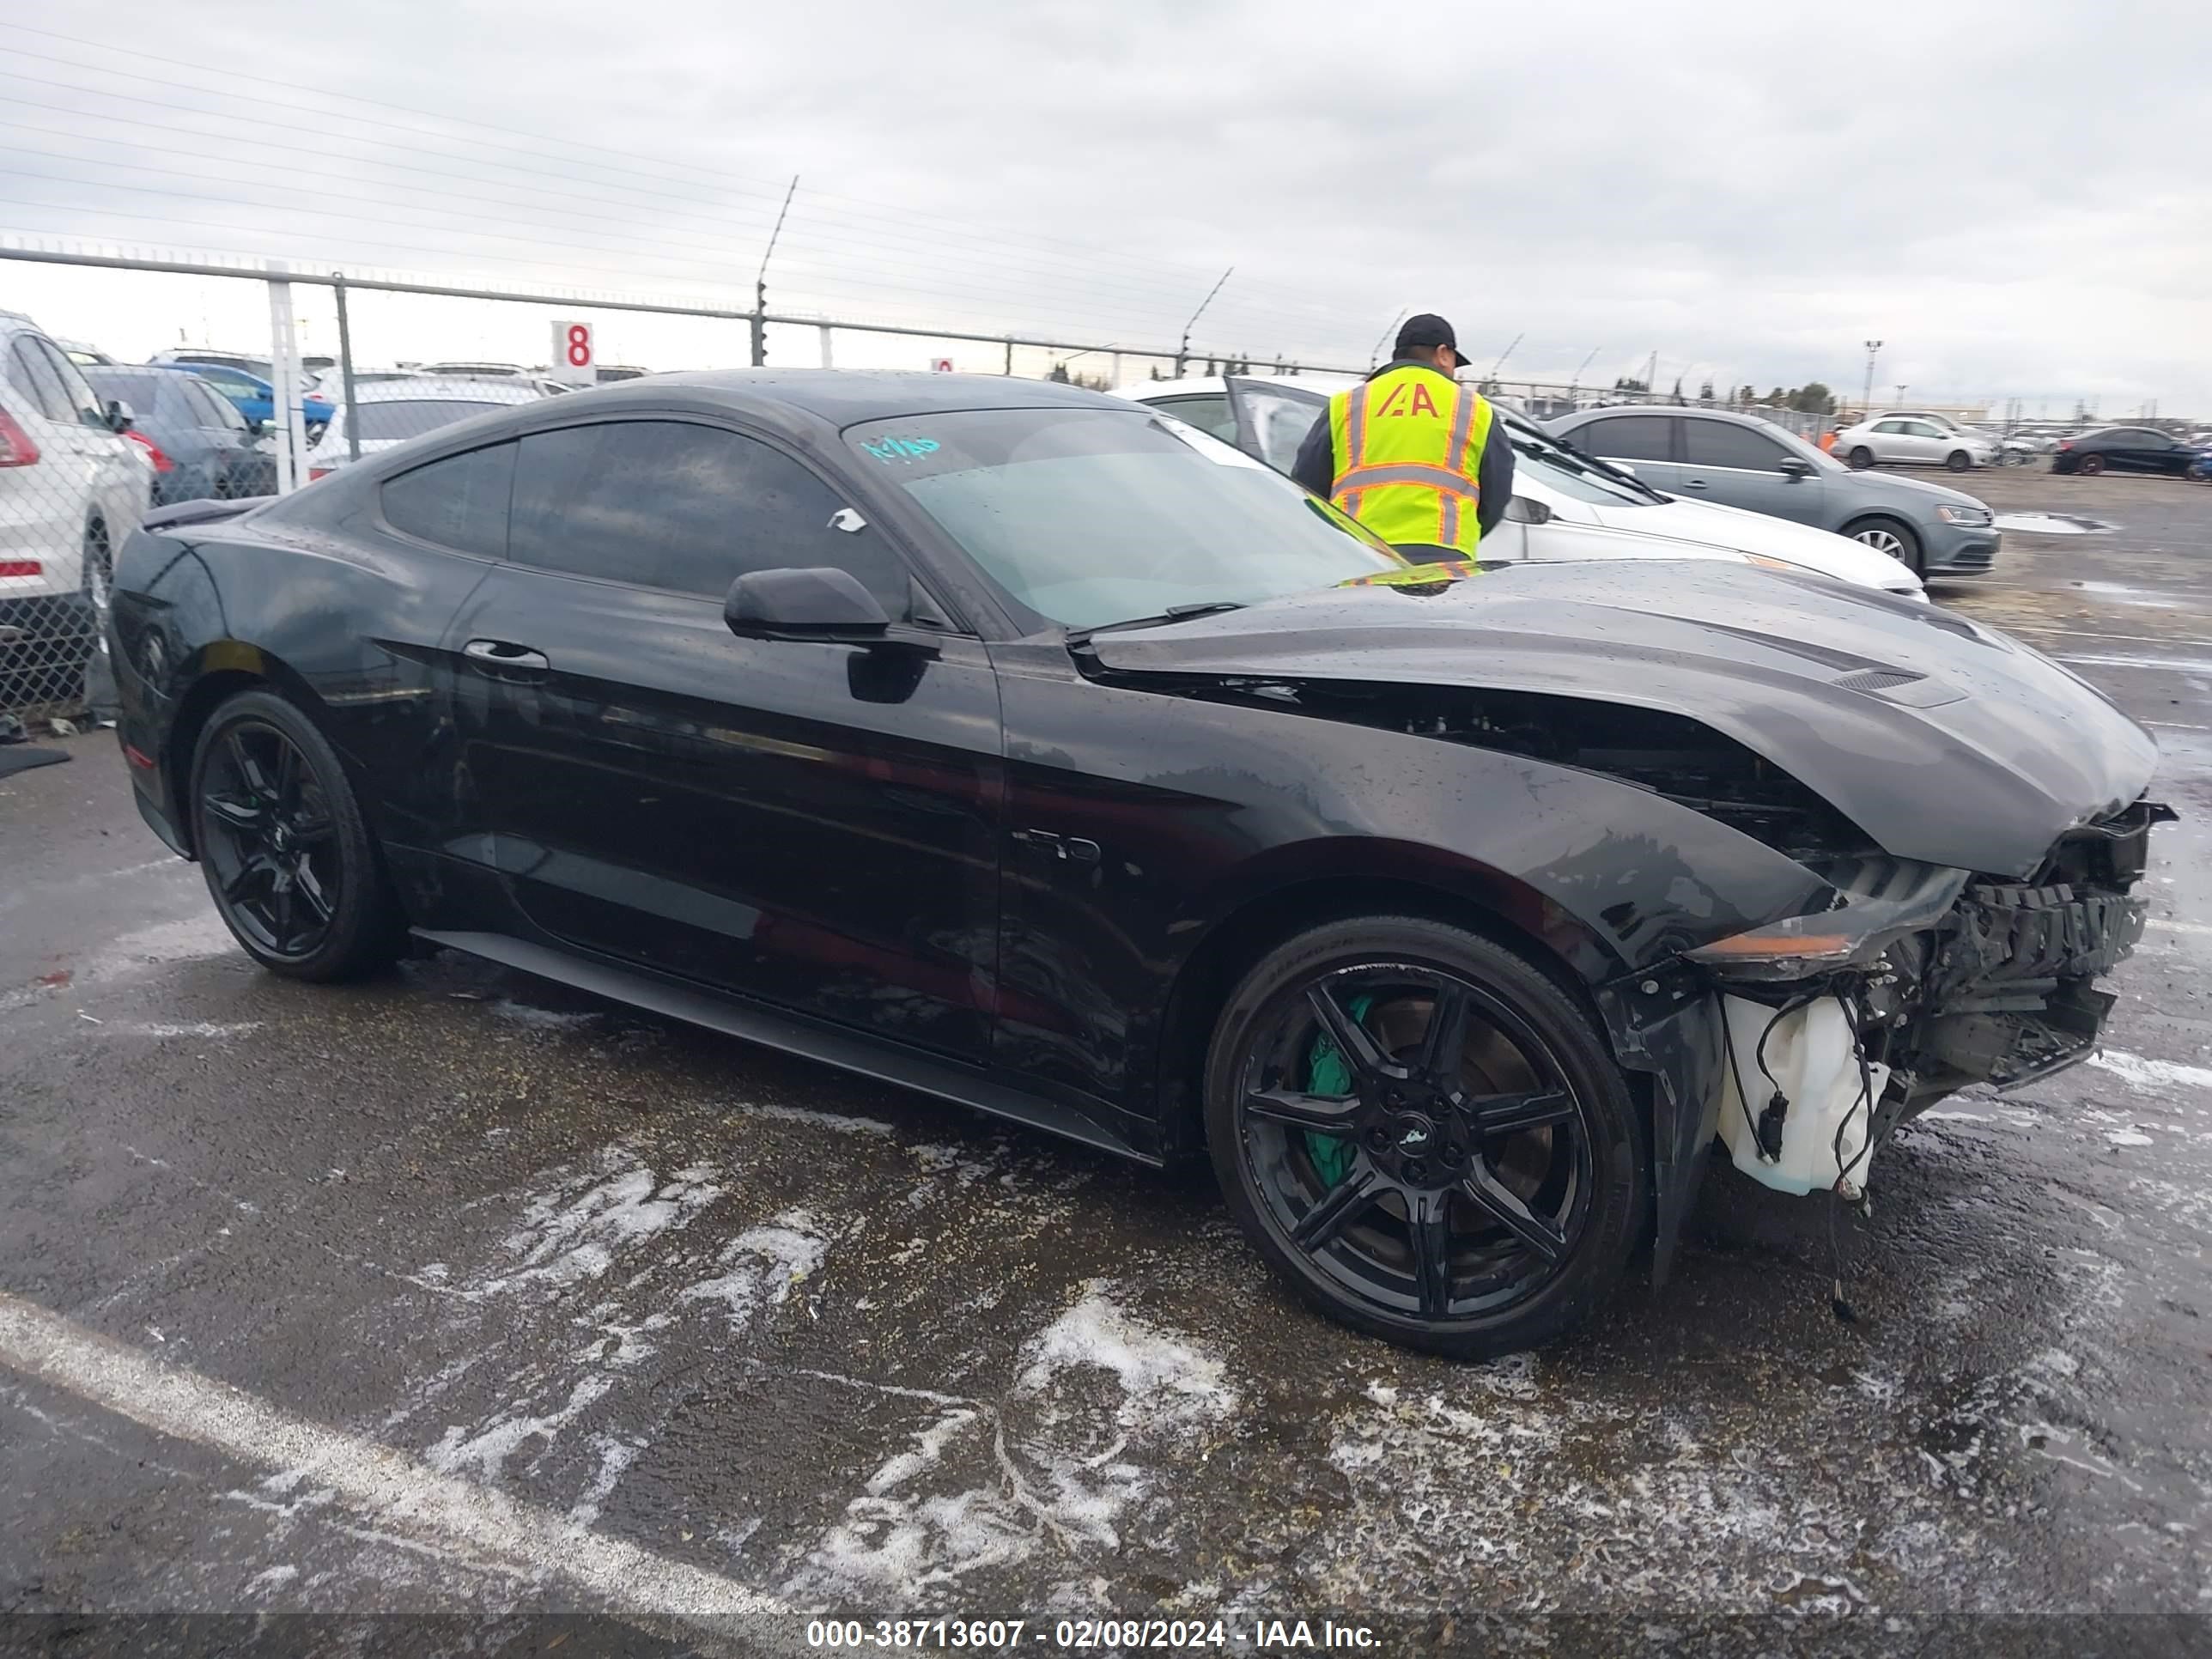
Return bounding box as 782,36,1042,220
1831,415,1996,472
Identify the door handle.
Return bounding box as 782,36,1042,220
462,638,550,679
1681,479,1708,489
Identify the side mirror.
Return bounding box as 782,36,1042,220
105,399,135,434
725,567,890,641
1502,495,1553,525
1777,457,1815,479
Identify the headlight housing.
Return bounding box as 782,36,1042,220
1935,505,1993,526
1687,859,1970,982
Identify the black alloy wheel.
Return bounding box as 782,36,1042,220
2079,453,2107,476
1848,446,1875,470
1206,917,1644,1358
189,690,404,981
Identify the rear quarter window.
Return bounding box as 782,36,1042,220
380,441,516,559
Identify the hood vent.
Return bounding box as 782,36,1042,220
1833,668,1923,694
1831,665,1966,708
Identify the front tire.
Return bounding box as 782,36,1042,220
1848,446,1875,470
188,689,405,981
1945,450,1972,472
1846,516,1923,576
1203,917,1646,1359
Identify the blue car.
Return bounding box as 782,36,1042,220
153,362,333,433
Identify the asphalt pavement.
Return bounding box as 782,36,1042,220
3,465,2209,1657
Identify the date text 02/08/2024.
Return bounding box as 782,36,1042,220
804,1618,1382,1650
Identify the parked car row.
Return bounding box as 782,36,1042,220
1118,376,1955,591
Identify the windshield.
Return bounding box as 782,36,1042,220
353,398,514,441
845,406,1401,630
1506,416,1676,504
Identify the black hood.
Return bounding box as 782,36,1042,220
1085,561,2158,878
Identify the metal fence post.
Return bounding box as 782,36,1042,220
1004,337,1013,376
332,271,362,464
264,259,305,494
817,325,834,369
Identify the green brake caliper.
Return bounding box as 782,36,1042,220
1302,993,1374,1188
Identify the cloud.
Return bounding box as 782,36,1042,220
3,0,2206,409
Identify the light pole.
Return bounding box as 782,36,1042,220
1861,339,1882,420
1893,383,1907,408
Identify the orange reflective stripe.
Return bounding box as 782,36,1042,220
1346,388,1369,467
1440,491,1461,544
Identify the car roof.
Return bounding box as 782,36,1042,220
1555,404,1773,428
346,376,544,403
578,368,1138,424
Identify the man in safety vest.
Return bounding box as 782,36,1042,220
1291,313,1515,559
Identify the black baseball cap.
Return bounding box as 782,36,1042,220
1394,313,1462,359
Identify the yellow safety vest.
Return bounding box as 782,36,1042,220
1327,367,1495,551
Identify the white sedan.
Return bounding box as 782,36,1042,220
1115,376,1924,600
306,377,547,482
1830,414,1997,473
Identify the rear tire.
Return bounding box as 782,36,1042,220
1845,516,1923,576
1848,446,1875,470
188,689,406,981
1202,916,1645,1359
2079,453,2107,477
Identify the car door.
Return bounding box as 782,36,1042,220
2121,429,2173,472
444,415,1006,1063
1568,414,1686,492
9,336,136,542
1906,420,1952,464
1146,392,1242,447
1224,378,1329,475
1676,417,1824,524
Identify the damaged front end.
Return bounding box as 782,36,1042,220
1672,797,2171,1205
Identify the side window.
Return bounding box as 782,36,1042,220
507,420,912,611
1577,416,1673,462
1683,420,1789,470
1871,419,1906,434
380,441,516,559
36,339,109,428
1152,394,1240,445
1236,386,1326,473
7,338,73,422
194,382,249,430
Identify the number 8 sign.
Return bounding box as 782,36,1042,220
550,319,595,386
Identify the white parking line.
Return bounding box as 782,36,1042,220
0,1291,791,1638
2002,627,2212,649
2056,654,2212,675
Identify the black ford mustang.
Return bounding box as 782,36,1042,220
107,371,2168,1358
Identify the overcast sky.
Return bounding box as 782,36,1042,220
4,0,2208,412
